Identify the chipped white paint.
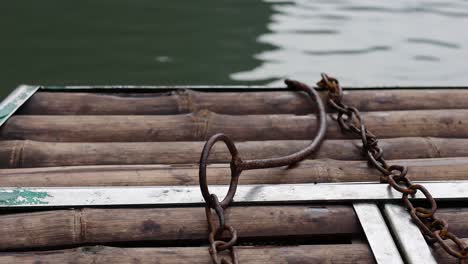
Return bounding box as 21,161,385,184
1,181,467,207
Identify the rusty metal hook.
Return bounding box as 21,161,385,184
199,79,327,209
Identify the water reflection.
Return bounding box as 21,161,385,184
232,0,468,86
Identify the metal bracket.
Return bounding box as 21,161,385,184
384,204,438,264
354,203,403,264
1,181,467,207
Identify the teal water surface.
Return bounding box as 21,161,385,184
1,0,468,98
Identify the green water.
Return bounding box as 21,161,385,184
1,1,468,99
0,0,273,98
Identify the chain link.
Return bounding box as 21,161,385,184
318,73,468,263
205,194,239,264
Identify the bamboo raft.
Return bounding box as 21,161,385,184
0,84,468,263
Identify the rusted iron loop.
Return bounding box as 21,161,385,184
205,200,239,264
388,165,408,179
335,105,362,133
405,184,437,218
204,194,226,236
318,73,342,101
408,208,436,237
209,226,238,251
431,218,449,238
199,133,241,209
199,79,327,206
372,146,386,160
328,98,348,113
205,196,239,264
414,206,437,219
209,241,238,264
361,130,378,150
239,79,327,170
359,124,368,147
200,79,326,264
385,165,413,195
387,174,415,195
366,150,391,175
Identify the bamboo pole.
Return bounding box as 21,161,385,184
0,217,465,264
18,89,468,115
2,157,468,186
0,137,467,168
2,109,468,142
0,239,464,264
0,244,375,263
0,206,359,250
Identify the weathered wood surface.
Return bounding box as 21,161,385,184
0,244,375,264
0,240,465,264
0,206,359,250
0,137,467,168
2,157,468,186
18,89,468,115
2,110,468,142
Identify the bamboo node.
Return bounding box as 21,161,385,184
176,89,197,113
192,109,215,140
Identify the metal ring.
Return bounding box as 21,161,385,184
211,225,238,251
402,184,437,219
199,133,242,209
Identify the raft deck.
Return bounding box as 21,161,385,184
0,85,467,263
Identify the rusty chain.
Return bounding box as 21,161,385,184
317,73,468,263
199,79,327,264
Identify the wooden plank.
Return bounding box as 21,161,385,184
0,205,359,250
2,157,468,186
18,89,468,115
0,240,464,263
0,137,466,168
0,244,375,263
2,109,468,142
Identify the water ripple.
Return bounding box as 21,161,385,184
306,46,390,56
408,38,460,49
281,29,339,35
413,55,441,62
232,0,468,86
